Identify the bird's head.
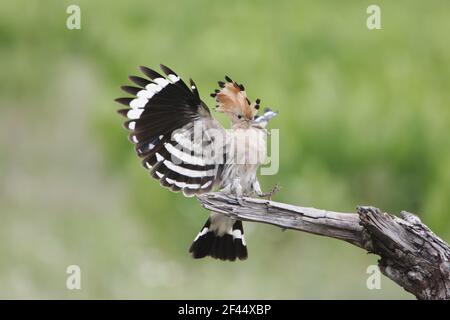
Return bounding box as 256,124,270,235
211,76,277,128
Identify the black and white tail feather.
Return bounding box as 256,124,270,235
116,64,250,261
189,214,247,261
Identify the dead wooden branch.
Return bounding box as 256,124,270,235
197,193,450,300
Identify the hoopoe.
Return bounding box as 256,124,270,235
116,65,278,261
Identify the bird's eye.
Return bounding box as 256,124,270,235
237,115,242,119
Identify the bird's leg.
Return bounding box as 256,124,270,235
253,179,280,201
260,184,280,201
230,178,245,206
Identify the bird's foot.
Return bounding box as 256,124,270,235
257,183,281,201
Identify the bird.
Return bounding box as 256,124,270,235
116,64,278,261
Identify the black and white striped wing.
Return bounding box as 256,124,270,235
116,65,226,197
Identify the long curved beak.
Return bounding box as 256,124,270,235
252,107,278,126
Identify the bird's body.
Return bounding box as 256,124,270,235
220,126,267,194
116,65,277,261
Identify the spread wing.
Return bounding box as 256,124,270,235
116,65,226,197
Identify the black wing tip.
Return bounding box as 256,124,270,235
115,97,132,106
138,65,150,73
139,66,164,80
189,78,201,99
189,78,198,90
139,64,176,78
120,85,139,95
128,75,150,86
160,64,177,76
122,120,134,130
116,108,129,117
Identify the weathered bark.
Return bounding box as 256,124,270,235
197,193,450,300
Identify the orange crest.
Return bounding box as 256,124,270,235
211,76,259,120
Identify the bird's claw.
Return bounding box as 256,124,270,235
236,197,246,206
257,183,281,201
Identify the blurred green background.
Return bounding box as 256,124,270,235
1,0,449,299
